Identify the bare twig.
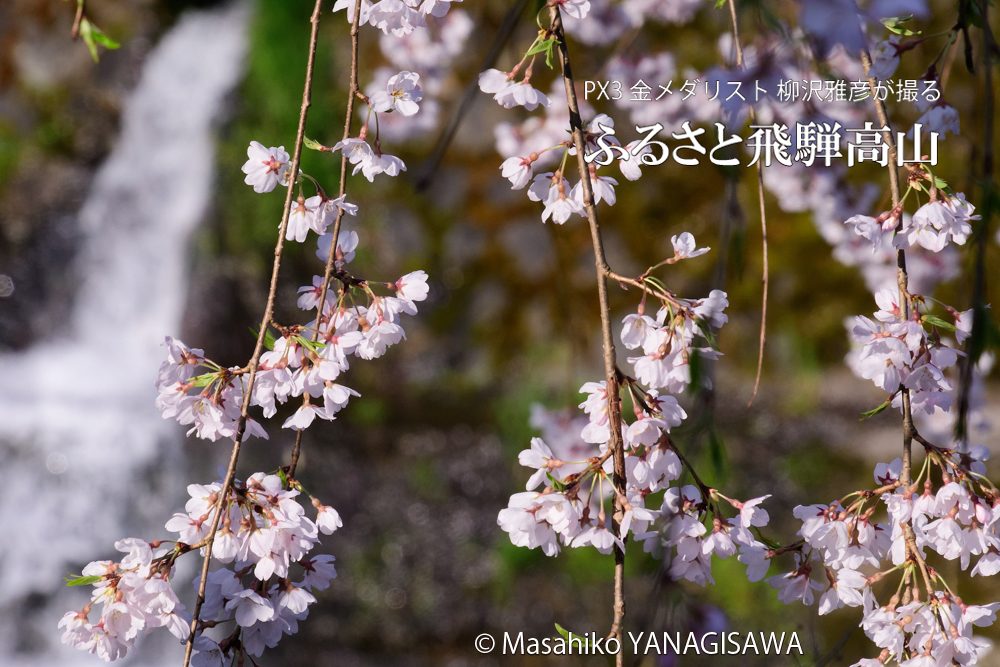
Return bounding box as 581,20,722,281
71,0,86,40
725,0,769,407
548,6,627,662
414,0,531,190
665,435,713,502
180,2,326,664
288,0,364,479
956,0,995,443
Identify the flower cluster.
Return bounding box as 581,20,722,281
849,287,967,418
333,0,461,37
154,235,428,438
155,337,267,442
499,234,773,587
373,10,472,141
59,539,189,661
161,134,432,441
63,0,448,664
846,191,978,255
764,452,1000,666
61,472,341,663
496,112,645,224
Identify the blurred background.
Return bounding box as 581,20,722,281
0,0,997,665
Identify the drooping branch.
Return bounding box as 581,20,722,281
956,0,995,442
724,0,770,407
548,6,627,660
858,44,933,602
288,0,365,479
181,1,326,665
71,0,87,40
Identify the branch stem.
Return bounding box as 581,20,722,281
859,46,932,601
956,0,995,442
289,0,364,479
71,0,86,40
181,2,325,664
725,0,769,407
549,7,626,661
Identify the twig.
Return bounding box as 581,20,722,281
414,0,531,190
548,6,627,663
725,0,769,407
814,623,856,667
180,2,326,664
665,435,713,502
859,46,930,603
956,0,995,443
71,0,87,40
288,0,364,479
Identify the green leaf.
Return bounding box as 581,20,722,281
296,336,326,353
79,19,99,62
523,37,557,69
553,624,591,649
923,314,957,331
881,16,921,35
545,472,566,492
190,372,218,388
303,136,325,151
65,574,102,587
714,0,727,8
79,19,120,62
249,326,277,350
860,401,890,420
91,28,120,50
525,38,556,57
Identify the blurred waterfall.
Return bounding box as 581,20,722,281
0,3,249,663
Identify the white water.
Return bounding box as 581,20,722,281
0,4,249,663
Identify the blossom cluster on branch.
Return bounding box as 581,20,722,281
60,472,340,664
58,0,464,661
482,2,999,666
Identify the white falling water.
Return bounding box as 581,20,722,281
0,3,249,663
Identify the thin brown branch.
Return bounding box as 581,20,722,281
859,46,928,602
549,6,626,661
903,522,936,598
414,0,531,190
288,0,364,479
181,2,326,665
71,0,86,40
664,435,713,502
767,540,806,558
559,449,614,491
956,0,995,442
725,0,769,407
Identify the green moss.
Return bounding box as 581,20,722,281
0,122,23,189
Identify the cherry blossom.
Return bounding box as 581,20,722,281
369,70,423,116
242,141,289,194
331,137,406,182
479,68,550,111
500,155,536,189
670,232,709,260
